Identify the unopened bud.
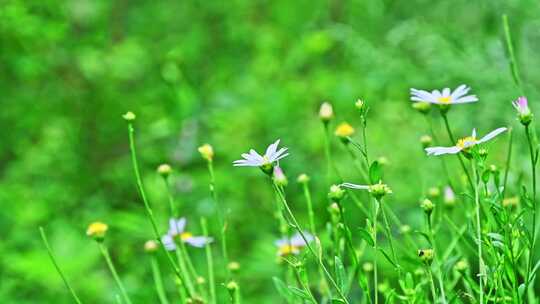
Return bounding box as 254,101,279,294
420,198,435,215
412,102,431,114
86,222,108,242
368,182,392,200
273,167,288,187
427,187,440,199
157,164,172,178
328,185,345,201
335,122,355,141
420,135,433,148
296,173,310,184
198,144,214,161
319,102,334,122
122,111,136,121
418,248,434,265
144,240,158,253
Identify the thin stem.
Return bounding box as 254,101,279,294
502,14,524,95
502,128,513,199
207,159,231,278
126,122,189,295
39,227,83,304
202,218,217,304
379,204,401,277
163,178,178,218
426,214,447,304
272,181,350,304
373,199,379,304
98,243,133,304
150,255,170,304
525,124,537,286
426,267,438,303
441,113,474,190
472,160,484,304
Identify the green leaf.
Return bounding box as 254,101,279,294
379,248,397,268
369,161,382,184
334,256,347,292
331,299,346,304
272,277,292,301
288,286,311,300
358,227,374,247
481,170,490,184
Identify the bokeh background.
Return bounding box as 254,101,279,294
1,0,540,302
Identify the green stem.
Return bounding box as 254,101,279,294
150,255,170,304
98,243,133,304
39,227,83,304
426,214,447,304
272,181,350,304
525,124,537,286
207,160,231,278
126,122,189,295
373,199,379,304
502,128,514,199
472,160,484,304
202,218,217,304
379,204,401,278
502,14,524,95
163,177,178,218
426,267,438,303
441,113,474,190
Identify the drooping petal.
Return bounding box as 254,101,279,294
410,89,435,102
248,149,264,162
340,183,370,190
185,236,213,248
168,218,179,235
176,218,186,233
450,85,469,99
477,127,507,144
271,147,289,162
425,146,462,156
161,234,177,251
232,160,258,167
442,88,451,97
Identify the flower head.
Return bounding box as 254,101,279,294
420,135,433,148
425,127,507,156
512,96,533,125
87,222,108,241
328,184,346,201
273,166,288,187
420,198,435,215
275,232,313,256
198,144,214,161
335,122,355,139
410,85,478,105
418,248,434,265
233,139,289,174
162,218,212,250
157,164,172,177
319,102,334,122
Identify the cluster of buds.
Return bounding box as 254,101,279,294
512,96,533,126
418,248,434,265
86,222,108,242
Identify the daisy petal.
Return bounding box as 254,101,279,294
185,236,213,248
425,146,462,156
340,183,370,190
453,95,478,104
478,127,507,144
176,218,186,234
161,235,176,251
265,139,280,158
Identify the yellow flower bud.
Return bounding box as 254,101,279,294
157,164,172,177
86,222,108,241
198,144,214,161
335,122,355,139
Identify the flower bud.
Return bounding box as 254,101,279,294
144,240,158,253
328,202,341,222
478,148,488,158
196,276,206,285
296,173,310,184
368,182,392,200
319,102,334,122
489,164,498,173
503,196,519,208
226,281,239,293
399,225,411,234
513,96,533,126
227,261,240,272
198,144,214,161
355,99,365,111
86,222,108,242
328,185,345,201
377,156,389,166
157,163,172,178
420,198,435,215
454,259,469,272
122,111,136,121
362,262,374,272
420,135,433,148
335,122,355,141
418,248,434,265
412,102,431,114
273,167,288,187
427,187,440,199
443,186,456,208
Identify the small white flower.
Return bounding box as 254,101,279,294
162,218,213,250
410,85,478,105
275,232,313,256
425,127,507,156
233,139,289,167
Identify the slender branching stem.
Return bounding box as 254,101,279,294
426,266,438,303
472,160,484,304
441,112,474,190
272,181,350,304
525,124,537,287
150,255,170,304
98,243,133,304
426,214,447,303
201,218,217,304
373,199,379,304
39,227,83,304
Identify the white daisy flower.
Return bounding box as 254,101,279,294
161,218,213,250
275,232,313,256
233,139,289,168
410,85,478,105
425,127,507,156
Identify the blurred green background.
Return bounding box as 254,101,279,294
1,0,539,302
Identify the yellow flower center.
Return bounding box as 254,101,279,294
437,96,452,104
278,244,300,256
180,232,193,241
456,136,477,149
335,122,355,138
